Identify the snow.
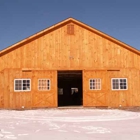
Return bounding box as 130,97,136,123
0,108,140,140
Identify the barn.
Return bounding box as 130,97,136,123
0,17,140,109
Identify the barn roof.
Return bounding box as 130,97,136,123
0,17,140,56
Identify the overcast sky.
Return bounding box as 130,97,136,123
0,0,140,50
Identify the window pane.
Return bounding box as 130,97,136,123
89,79,101,90
15,80,22,91
112,79,119,89
15,79,30,91
15,86,22,90
112,78,127,90
58,88,63,95
23,87,26,90
120,79,127,89
38,79,50,91
23,84,26,86
124,86,127,89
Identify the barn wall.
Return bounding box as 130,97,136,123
0,22,139,71
0,72,4,108
0,21,139,109
83,69,140,107
83,70,108,107
31,70,57,108
139,56,140,70
107,69,140,107
0,68,139,109
0,69,57,109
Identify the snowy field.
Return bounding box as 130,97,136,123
0,108,140,140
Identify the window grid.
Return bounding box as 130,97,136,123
38,79,50,91
89,79,101,90
112,78,127,90
14,79,31,92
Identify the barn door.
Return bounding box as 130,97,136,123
83,70,108,107
32,71,57,108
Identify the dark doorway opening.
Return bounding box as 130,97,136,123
58,71,83,107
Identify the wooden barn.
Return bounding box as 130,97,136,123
0,18,140,109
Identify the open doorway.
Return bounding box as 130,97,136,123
57,71,83,107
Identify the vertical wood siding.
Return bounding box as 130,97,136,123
83,69,140,107
0,21,139,109
83,70,108,107
0,22,139,71
0,69,57,109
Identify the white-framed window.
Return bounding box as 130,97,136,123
111,78,128,90
14,79,31,92
89,79,101,90
38,79,50,91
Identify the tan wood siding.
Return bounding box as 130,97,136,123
0,72,4,108
0,19,139,109
0,22,139,71
107,69,140,107
0,69,57,109
32,70,57,108
83,69,140,107
83,70,108,107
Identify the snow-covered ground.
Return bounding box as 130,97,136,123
0,108,140,140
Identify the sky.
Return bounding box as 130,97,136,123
0,0,140,51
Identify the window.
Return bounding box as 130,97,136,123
89,79,101,90
111,78,128,90
58,88,63,95
71,88,78,95
14,79,31,92
38,79,50,91
67,24,74,35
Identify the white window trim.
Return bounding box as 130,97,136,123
89,78,101,90
111,78,128,90
38,79,51,91
14,79,31,92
